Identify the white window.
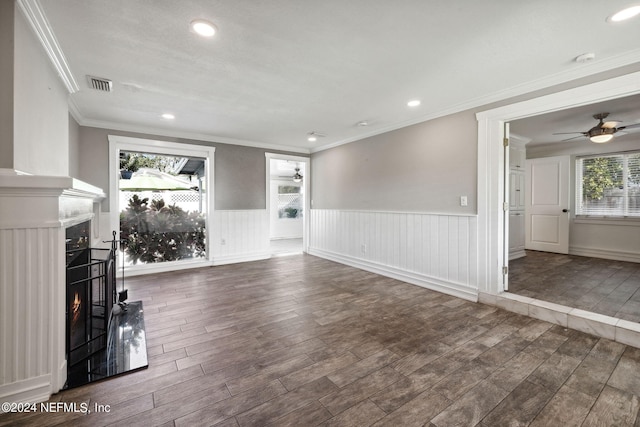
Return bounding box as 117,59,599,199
109,135,215,274
576,151,640,217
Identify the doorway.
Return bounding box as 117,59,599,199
265,153,310,256
478,71,640,326
477,70,640,296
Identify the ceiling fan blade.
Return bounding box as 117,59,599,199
552,131,586,135
618,123,640,131
602,120,621,128
561,135,587,142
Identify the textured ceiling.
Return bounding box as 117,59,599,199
38,0,640,152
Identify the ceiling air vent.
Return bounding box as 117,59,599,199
87,75,113,92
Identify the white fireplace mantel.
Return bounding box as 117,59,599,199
0,173,105,403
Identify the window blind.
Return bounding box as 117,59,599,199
576,152,640,217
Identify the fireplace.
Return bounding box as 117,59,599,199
0,175,109,402
0,174,149,402
64,221,117,387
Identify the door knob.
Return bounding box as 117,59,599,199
562,209,569,213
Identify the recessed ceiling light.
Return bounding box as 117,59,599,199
307,136,317,142
161,113,175,120
407,100,421,107
608,5,640,22
356,120,369,127
190,19,217,37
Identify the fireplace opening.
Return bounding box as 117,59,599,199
64,222,148,389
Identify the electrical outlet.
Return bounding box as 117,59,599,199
221,238,226,245
361,243,367,254
460,196,468,207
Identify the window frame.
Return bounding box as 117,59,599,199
575,150,640,219
108,135,216,276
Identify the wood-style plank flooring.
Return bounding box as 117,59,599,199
3,254,640,426
509,250,640,323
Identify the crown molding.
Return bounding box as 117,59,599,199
17,0,79,93
312,49,640,153
78,117,311,155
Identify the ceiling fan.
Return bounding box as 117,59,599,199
553,112,640,143
276,166,303,182
292,167,303,183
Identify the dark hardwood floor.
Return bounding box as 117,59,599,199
2,254,640,426
509,250,640,323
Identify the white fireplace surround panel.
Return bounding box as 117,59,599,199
0,172,105,404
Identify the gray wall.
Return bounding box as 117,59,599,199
312,110,477,213
0,1,14,169
78,126,306,211
12,5,68,176
310,63,640,215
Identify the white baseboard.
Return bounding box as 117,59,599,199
119,259,214,277
509,249,526,260
213,251,271,266
569,246,640,264
0,375,52,405
308,248,478,302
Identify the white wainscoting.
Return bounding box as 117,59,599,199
212,210,270,265
309,210,478,301
0,227,64,403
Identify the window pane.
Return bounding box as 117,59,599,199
119,152,207,265
578,152,640,217
629,153,640,216
277,185,302,219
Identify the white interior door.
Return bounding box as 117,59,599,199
525,155,570,254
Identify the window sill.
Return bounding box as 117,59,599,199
574,216,640,226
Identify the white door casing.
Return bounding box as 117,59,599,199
525,156,570,254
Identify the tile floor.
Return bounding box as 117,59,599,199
509,251,640,323
270,238,303,256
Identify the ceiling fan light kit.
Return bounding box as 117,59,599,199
590,134,614,143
